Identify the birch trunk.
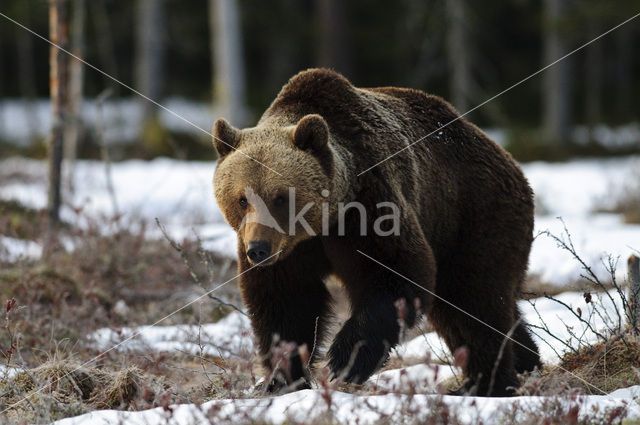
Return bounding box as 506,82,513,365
446,0,470,113
48,0,70,230
210,0,246,126
135,0,165,126
64,0,86,190
542,0,571,145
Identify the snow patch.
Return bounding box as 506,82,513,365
0,98,216,145
89,311,253,358
369,363,458,393
0,236,42,261
52,386,640,425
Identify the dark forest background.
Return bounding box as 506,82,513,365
0,0,639,160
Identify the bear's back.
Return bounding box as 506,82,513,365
263,68,531,218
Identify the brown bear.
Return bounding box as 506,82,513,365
212,68,540,396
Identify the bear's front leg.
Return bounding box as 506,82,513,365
238,240,332,393
327,231,436,384
327,291,401,384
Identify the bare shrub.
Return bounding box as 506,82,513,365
523,220,640,395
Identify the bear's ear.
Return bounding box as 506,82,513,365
213,118,240,157
292,114,329,153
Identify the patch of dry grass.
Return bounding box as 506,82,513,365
0,357,157,423
0,207,240,359
0,200,50,240
556,334,640,394
519,333,640,397
0,198,246,423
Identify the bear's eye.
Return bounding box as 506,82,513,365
239,197,248,208
274,196,285,207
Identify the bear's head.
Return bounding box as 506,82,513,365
212,114,335,266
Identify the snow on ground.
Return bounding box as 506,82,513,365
525,156,640,286
368,363,458,393
58,294,640,425
523,290,625,363
0,236,42,261
54,295,640,424
3,99,638,149
0,365,20,380
53,386,640,425
88,289,625,370
2,155,639,285
0,98,217,145
0,157,221,224
0,157,237,260
89,310,253,359
524,157,635,216
572,123,640,149
531,214,640,286
394,328,452,362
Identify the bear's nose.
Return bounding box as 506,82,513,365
247,241,271,263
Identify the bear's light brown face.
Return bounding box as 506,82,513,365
212,115,332,266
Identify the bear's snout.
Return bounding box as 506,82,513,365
247,240,271,264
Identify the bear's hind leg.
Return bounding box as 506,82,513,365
466,325,519,396
512,308,542,374
429,297,519,396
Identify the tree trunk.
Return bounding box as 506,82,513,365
615,25,632,122
445,0,470,113
266,0,296,97
135,0,165,126
48,0,70,231
316,0,351,77
64,0,86,191
0,30,3,138
629,255,640,334
90,0,119,94
209,0,246,126
542,0,571,145
16,0,39,143
584,22,602,140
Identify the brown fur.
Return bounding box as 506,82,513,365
212,68,540,395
